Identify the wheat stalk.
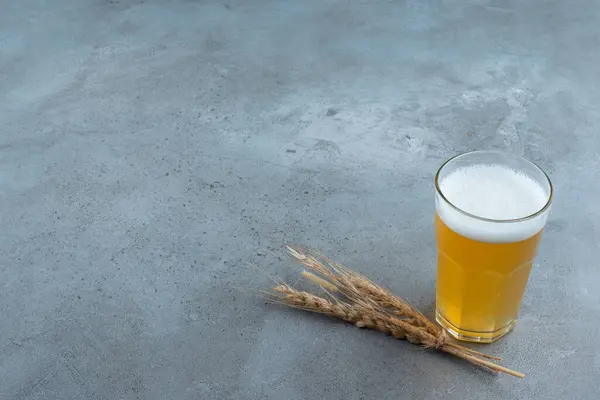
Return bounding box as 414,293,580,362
267,245,524,378
292,247,501,362
293,247,439,335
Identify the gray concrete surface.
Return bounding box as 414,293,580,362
1,0,598,398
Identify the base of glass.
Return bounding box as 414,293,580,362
435,310,516,343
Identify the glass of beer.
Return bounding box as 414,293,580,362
434,151,553,343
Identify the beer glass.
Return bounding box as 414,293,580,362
434,151,553,343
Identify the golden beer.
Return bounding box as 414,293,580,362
434,151,552,343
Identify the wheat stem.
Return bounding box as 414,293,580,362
441,346,524,378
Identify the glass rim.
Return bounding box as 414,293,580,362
434,150,554,223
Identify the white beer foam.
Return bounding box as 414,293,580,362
436,164,550,243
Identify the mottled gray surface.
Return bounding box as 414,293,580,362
1,0,598,398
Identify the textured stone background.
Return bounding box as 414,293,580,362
1,1,598,398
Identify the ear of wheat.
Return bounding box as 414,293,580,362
266,245,524,379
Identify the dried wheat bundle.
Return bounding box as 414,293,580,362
266,245,524,379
